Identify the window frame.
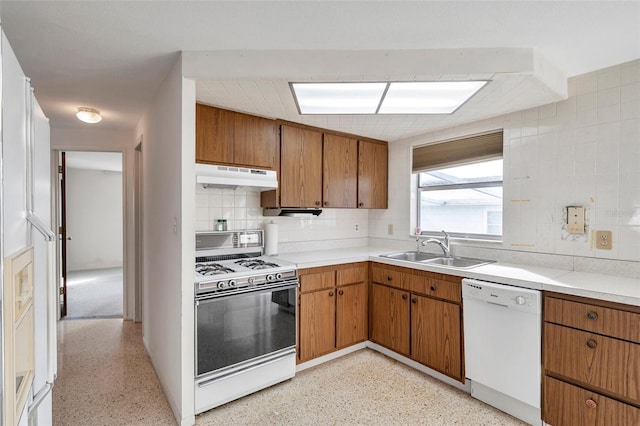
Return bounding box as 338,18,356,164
416,158,503,241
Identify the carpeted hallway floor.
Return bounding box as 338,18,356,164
66,268,123,318
53,319,525,426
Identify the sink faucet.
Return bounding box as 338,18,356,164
420,230,451,257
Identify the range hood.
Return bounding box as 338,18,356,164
263,208,323,217
196,163,278,191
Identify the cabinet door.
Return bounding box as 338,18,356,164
370,284,410,356
299,289,336,362
411,294,462,380
280,125,323,207
336,283,367,348
195,104,235,164
358,140,388,209
233,113,278,170
323,134,357,208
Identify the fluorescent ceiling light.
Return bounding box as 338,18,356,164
76,107,102,123
290,81,488,115
379,81,488,114
291,82,387,114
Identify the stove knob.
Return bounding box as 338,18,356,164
515,296,526,305
276,273,283,280
248,277,255,285
267,274,275,282
217,281,227,289
228,280,236,287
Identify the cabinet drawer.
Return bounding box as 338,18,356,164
544,323,640,404
404,275,461,303
545,297,640,344
336,265,368,287
299,270,335,293
372,266,404,289
544,376,640,426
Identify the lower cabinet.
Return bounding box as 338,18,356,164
543,292,640,425
369,263,464,382
370,283,410,356
410,294,461,379
298,262,368,363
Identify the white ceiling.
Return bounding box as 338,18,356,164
1,1,638,141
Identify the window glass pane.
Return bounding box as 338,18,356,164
419,187,502,235
419,159,502,187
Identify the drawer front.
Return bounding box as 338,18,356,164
404,275,461,303
427,278,461,303
544,376,640,426
336,265,368,287
544,323,640,404
299,270,335,293
372,266,404,289
545,297,640,344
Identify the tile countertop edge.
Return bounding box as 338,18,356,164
277,247,640,307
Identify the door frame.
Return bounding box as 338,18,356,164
53,148,133,320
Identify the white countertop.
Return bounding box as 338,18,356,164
276,246,640,307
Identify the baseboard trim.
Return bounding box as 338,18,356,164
296,342,368,372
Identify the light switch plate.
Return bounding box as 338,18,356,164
567,206,586,234
596,230,612,250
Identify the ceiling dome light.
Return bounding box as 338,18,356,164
76,107,102,124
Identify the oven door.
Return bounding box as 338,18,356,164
195,282,298,378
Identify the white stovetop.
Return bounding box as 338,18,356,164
275,246,640,307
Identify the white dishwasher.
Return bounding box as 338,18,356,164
462,278,542,426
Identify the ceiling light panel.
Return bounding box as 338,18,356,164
291,82,387,114
378,81,488,114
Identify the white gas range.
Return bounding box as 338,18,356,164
193,230,298,414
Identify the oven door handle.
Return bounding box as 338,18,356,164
195,281,299,304
197,347,296,387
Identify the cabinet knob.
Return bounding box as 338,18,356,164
328,291,334,297
324,201,328,206
358,202,364,207
338,290,344,295
402,294,408,300
587,311,598,320
387,276,392,281
430,286,436,292
411,298,417,304
315,201,321,206
585,399,597,409
586,339,598,349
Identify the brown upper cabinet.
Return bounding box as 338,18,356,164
195,103,278,170
274,123,388,209
358,140,388,209
279,125,323,207
323,134,358,208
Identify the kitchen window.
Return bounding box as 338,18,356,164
413,131,503,240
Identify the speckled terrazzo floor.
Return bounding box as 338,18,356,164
54,319,526,426
196,350,527,426
53,319,175,426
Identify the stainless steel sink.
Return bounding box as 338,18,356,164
379,251,494,269
379,251,439,262
422,256,494,269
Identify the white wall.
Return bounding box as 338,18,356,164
370,59,640,275
51,128,136,319
66,168,123,271
136,55,196,426
195,187,369,251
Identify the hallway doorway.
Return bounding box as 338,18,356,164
59,151,124,319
